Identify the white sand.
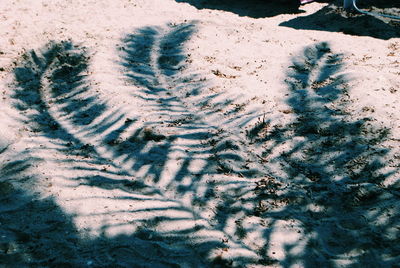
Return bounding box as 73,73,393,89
1,0,399,267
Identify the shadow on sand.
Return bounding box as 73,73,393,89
2,22,399,267
5,22,263,266
249,42,399,266
175,0,304,18
280,1,400,40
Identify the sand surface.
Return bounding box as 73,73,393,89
0,0,399,267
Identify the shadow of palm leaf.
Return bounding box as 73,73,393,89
11,39,215,266
102,21,273,264
249,42,400,266
9,22,398,266
0,154,211,267
9,23,272,266
120,22,263,179
14,41,103,158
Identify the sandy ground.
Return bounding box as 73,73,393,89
0,0,399,267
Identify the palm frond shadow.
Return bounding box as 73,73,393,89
119,22,264,180
0,155,209,267
14,41,103,160
8,23,399,266
8,22,271,266
11,38,212,266
249,42,400,266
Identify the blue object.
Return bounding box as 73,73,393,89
344,0,400,20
